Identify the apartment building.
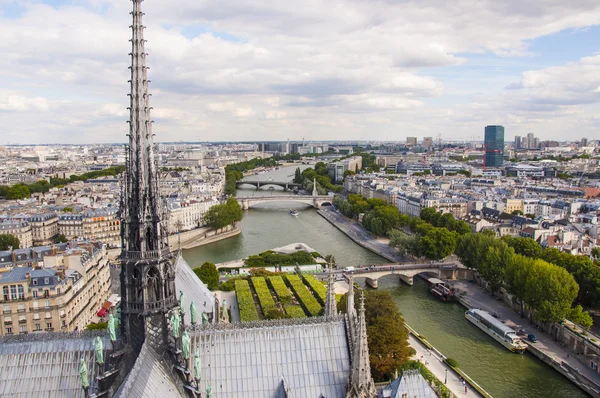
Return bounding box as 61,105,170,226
82,209,120,248
58,214,84,240
0,242,110,336
27,213,59,246
167,198,218,233
0,220,32,248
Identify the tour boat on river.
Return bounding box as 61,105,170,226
289,209,299,216
465,309,527,354
427,278,456,302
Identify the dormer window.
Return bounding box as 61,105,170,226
44,278,49,284
32,279,38,286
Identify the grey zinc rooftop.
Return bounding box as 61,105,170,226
0,267,32,283
174,253,215,324
114,341,183,398
189,316,351,398
0,333,110,398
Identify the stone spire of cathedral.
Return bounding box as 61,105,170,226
312,178,318,196
120,0,177,354
346,292,376,398
324,261,337,317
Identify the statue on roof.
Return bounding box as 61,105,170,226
193,348,201,382
202,311,208,326
107,314,116,342
79,358,89,394
170,310,181,338
179,291,185,315
182,331,191,360
94,336,104,366
190,301,198,325
206,384,212,398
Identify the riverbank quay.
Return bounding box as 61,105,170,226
407,330,486,398
317,208,407,262
455,281,600,398
172,224,241,251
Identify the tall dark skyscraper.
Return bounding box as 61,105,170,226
484,125,504,168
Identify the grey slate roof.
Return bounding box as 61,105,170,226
189,317,351,398
0,333,110,398
378,370,437,398
114,341,183,398
174,253,215,324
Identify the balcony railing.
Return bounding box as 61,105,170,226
122,248,171,261
18,319,26,324
17,308,25,313
45,328,54,332
123,295,176,313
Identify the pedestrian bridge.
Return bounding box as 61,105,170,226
236,181,303,191
340,262,460,288
237,195,333,210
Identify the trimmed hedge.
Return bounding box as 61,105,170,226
284,305,306,318
251,277,278,315
268,276,293,305
235,280,259,322
302,274,327,305
285,274,322,316
245,250,315,267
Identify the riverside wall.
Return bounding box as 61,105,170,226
316,209,399,262
170,224,241,252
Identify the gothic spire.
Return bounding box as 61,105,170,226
324,261,337,317
120,0,176,355
346,292,376,398
122,0,168,255
312,178,318,196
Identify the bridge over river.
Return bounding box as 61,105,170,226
238,195,333,210
318,262,464,288
236,180,303,190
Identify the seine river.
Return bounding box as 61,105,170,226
183,166,587,398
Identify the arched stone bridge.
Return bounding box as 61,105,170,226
236,181,303,191
238,195,333,210
340,262,460,288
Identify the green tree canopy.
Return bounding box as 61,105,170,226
194,262,219,290
418,227,457,260
0,234,20,250
338,289,413,381
204,198,243,230
567,305,593,330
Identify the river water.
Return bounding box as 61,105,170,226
183,166,587,398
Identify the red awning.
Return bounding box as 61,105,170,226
102,301,112,310
97,308,107,317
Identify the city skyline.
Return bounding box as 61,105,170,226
1,1,600,144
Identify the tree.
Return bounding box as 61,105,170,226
54,234,68,244
204,198,243,230
388,229,421,258
529,260,578,324
62,207,74,213
294,167,303,184
6,184,30,200
511,210,523,215
314,162,328,176
0,234,20,250
418,228,457,260
502,236,543,259
592,247,600,259
339,289,414,381
567,305,593,330
194,262,219,290
479,242,514,294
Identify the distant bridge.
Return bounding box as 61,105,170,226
236,181,303,191
238,195,333,210
330,262,462,288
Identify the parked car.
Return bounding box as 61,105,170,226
517,329,527,336
527,333,537,343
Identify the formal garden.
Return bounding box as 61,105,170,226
233,272,331,321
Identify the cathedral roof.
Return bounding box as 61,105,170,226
114,341,182,398
0,332,109,398
174,253,216,324
188,316,351,398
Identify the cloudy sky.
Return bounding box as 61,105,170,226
1,0,600,144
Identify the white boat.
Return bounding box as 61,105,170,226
289,209,299,216
465,309,527,354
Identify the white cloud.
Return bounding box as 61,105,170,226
2,0,600,142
